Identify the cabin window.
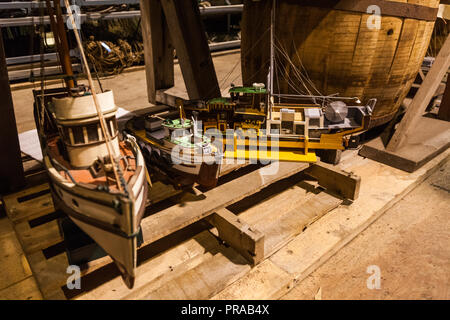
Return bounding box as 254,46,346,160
281,121,294,134
270,123,280,134
62,127,71,144
86,123,100,142
295,124,305,135
309,118,321,128
72,126,85,145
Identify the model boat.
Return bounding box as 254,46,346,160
125,110,222,189
176,0,376,164
33,1,148,289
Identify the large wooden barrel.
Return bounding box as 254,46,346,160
241,0,440,127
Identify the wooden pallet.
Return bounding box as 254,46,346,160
2,159,358,300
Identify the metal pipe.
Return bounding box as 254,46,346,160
208,40,240,52
0,5,243,27
0,0,140,10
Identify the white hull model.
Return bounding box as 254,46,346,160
34,88,148,288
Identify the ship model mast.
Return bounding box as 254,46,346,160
43,0,124,191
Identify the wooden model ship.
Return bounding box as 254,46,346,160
180,84,376,163
34,1,148,288
125,109,222,189
177,1,377,164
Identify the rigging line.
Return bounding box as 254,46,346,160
277,45,320,102
227,57,271,89
203,27,272,100
273,41,309,96
272,40,309,93
63,0,123,192
290,37,323,96
218,56,241,92
80,28,104,92
273,37,316,97
274,56,306,96
274,48,281,97
273,35,318,95
221,27,270,83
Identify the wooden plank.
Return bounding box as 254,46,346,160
211,259,293,300
14,220,62,255
147,181,182,204
304,161,361,200
259,191,342,258
38,218,222,300
160,0,220,100
130,176,340,300
0,218,34,291
140,162,309,246
26,251,68,300
359,117,450,173
140,0,174,104
2,183,53,224
0,28,25,193
140,245,251,300
206,208,264,265
0,276,43,300
81,231,221,300
387,34,450,151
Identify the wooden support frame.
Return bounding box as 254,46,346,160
140,162,310,246
206,208,264,265
359,34,450,172
140,0,174,104
0,28,25,192
141,0,221,102
387,34,450,152
1,153,370,299
304,161,361,200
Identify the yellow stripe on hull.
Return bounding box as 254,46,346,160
223,149,317,163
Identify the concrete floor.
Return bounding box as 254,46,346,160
282,160,450,300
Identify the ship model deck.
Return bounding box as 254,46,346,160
125,110,222,189
178,84,376,163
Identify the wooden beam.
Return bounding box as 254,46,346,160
304,162,361,200
387,34,450,151
160,0,220,100
206,208,264,265
140,0,174,104
0,28,25,192
438,75,450,121
141,162,309,246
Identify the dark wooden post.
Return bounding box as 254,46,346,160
140,0,174,104
160,0,221,100
438,76,450,121
0,29,25,192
